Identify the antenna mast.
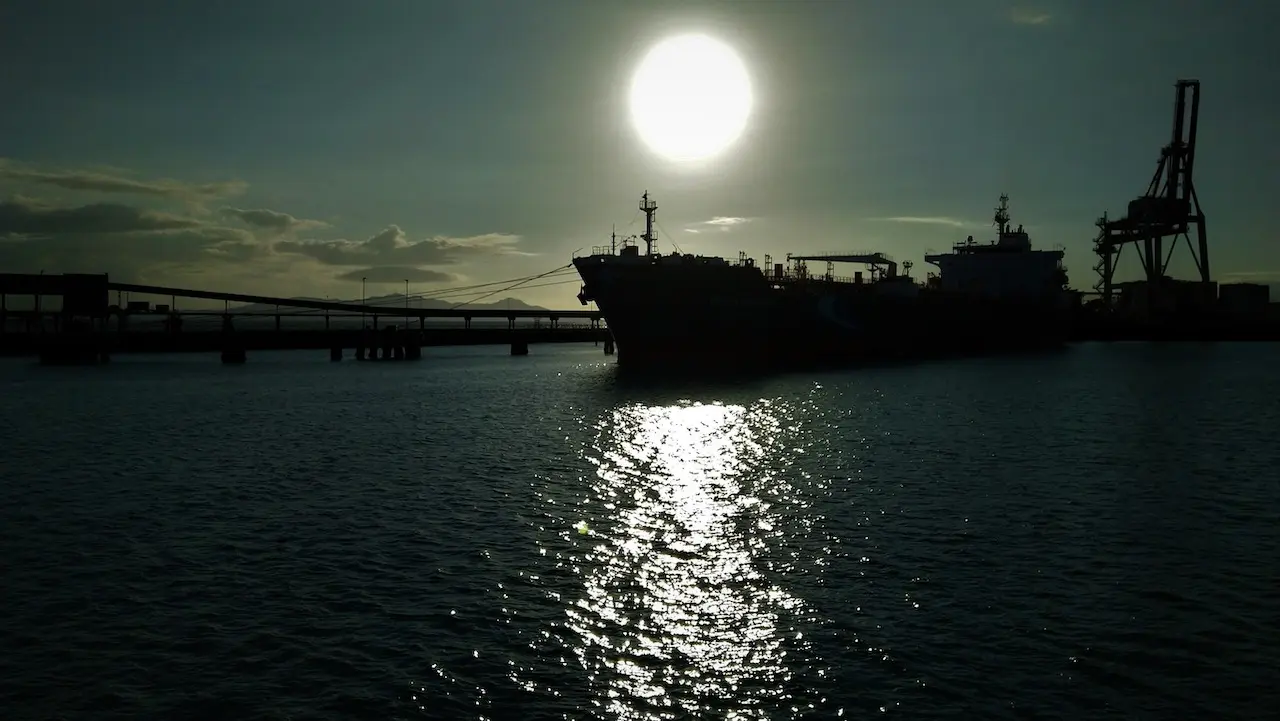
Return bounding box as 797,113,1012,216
994,194,1011,235
640,190,658,256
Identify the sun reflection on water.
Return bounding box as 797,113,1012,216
546,399,818,719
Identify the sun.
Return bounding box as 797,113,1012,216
629,34,753,163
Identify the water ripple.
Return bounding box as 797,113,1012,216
0,344,1278,720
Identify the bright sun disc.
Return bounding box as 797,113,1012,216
629,34,753,163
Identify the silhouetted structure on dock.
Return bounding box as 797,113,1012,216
1083,79,1274,335
0,273,611,364
1094,80,1209,306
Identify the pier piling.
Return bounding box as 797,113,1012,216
405,333,422,360
220,314,245,363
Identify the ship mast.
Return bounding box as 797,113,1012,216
994,194,1011,235
640,190,658,256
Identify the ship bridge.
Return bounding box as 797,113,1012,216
924,195,1067,299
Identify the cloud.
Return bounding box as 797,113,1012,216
871,216,972,228
0,160,522,296
0,223,258,282
1010,7,1052,25
336,266,458,284
276,226,529,266
685,216,752,233
0,198,203,235
0,157,246,202
220,207,328,233
0,195,265,282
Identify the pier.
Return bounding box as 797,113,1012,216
0,273,612,364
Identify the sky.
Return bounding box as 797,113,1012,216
2,0,1278,308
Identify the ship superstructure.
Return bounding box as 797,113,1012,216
924,194,1068,300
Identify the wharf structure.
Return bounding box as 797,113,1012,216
0,274,611,364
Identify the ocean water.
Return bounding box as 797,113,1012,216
0,342,1277,720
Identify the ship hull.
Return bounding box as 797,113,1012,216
574,259,1069,370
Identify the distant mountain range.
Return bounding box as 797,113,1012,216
230,294,548,313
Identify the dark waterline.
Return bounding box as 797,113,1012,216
1,342,1277,720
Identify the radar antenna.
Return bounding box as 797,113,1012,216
640,191,658,256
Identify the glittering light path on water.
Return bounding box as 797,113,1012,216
516,399,833,719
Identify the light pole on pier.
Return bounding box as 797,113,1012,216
361,277,367,328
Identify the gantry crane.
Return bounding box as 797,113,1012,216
1093,79,1209,306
